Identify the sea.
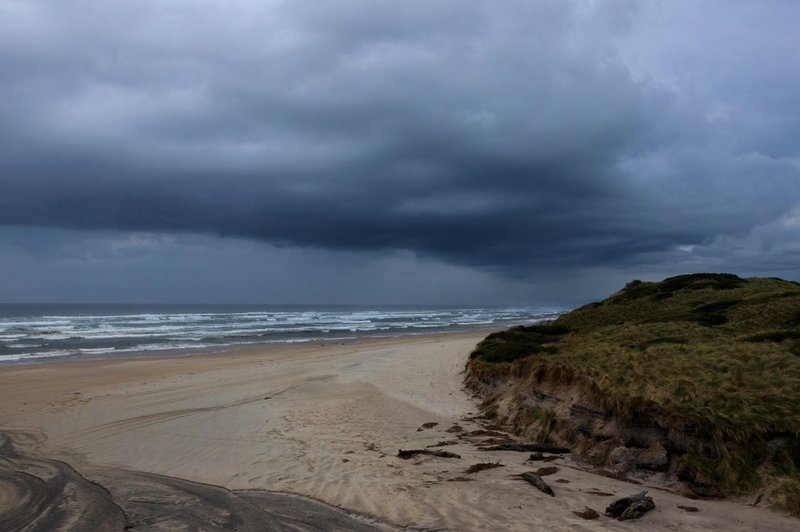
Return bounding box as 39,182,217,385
0,304,562,364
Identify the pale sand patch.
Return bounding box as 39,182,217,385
0,333,797,530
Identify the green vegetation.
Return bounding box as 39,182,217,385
469,324,567,363
468,273,800,514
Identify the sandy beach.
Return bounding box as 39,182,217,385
1,332,797,531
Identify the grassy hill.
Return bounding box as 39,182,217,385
466,273,800,515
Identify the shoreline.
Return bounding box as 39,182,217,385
1,330,797,530
0,303,559,367
0,325,505,368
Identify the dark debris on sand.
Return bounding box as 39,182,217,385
464,462,505,474
397,449,461,459
427,440,459,448
520,472,555,497
605,491,655,521
535,466,559,476
479,443,570,454
529,452,561,462
573,507,601,520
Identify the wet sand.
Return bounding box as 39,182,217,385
1,332,797,530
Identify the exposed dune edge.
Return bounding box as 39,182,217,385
1,331,799,530
465,274,800,514
465,363,682,485
0,430,384,532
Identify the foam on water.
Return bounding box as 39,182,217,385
0,304,562,363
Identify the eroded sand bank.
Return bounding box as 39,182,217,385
1,333,797,530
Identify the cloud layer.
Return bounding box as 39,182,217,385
1,0,799,285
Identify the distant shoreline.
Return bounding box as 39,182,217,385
0,304,560,365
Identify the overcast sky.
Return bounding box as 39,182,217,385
1,0,799,306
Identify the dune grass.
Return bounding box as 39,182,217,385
469,324,565,363
468,274,800,513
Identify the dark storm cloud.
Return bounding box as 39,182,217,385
1,0,799,275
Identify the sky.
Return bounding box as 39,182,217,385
1,0,799,306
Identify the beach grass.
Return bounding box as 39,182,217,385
468,274,800,514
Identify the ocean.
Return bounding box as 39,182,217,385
0,304,562,364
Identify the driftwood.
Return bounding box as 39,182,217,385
520,472,555,496
478,443,570,454
397,449,461,459
605,491,655,520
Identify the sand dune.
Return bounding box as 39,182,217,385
1,333,797,530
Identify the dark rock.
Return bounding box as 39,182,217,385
605,491,655,520
608,443,667,472
635,442,668,470
620,498,655,520
583,437,624,466
608,446,636,472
